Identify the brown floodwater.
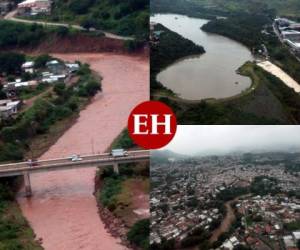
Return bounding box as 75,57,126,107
17,53,149,250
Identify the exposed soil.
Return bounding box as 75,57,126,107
6,34,149,56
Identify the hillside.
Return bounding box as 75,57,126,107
33,0,149,38
151,0,300,19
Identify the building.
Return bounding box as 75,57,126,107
22,61,35,73
0,99,21,119
46,60,66,75
285,39,300,54
17,0,51,15
65,63,80,73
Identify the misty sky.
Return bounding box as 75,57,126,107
163,126,300,155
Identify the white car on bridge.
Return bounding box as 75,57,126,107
68,154,83,162
111,149,128,157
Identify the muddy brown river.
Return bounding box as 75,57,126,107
17,53,149,250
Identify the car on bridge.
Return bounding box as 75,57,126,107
27,159,38,167
68,154,83,162
111,149,128,157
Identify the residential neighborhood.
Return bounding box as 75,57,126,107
151,152,300,250
0,54,80,121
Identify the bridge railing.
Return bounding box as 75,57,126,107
0,150,150,173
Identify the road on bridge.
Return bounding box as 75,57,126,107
0,150,149,177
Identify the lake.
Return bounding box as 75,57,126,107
151,14,254,100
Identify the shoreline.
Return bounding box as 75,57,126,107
151,13,255,104
16,52,148,250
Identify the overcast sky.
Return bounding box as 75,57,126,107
163,126,300,156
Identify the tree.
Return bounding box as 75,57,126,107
34,54,52,69
233,244,251,250
0,52,25,75
53,83,66,96
85,80,101,96
127,219,149,249
69,0,95,15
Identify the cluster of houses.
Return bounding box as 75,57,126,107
0,58,79,121
274,17,300,55
0,0,51,17
151,154,300,249
17,0,51,16
230,195,300,250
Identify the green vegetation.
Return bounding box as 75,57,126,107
0,21,74,48
0,56,101,162
151,0,300,124
97,128,149,249
18,84,50,100
99,175,123,211
0,178,42,250
201,13,300,86
152,0,300,19
0,52,25,75
127,219,150,250
180,227,211,248
97,164,149,249
217,187,248,202
284,220,300,231
201,13,271,48
154,61,300,124
111,129,136,149
27,0,149,39
250,176,281,196
217,176,280,203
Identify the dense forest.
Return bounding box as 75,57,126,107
151,0,300,19
32,0,149,39
0,21,73,48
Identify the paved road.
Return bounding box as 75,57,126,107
0,150,149,177
4,10,133,41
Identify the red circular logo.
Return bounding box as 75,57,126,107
128,101,177,149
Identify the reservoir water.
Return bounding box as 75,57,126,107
151,14,253,100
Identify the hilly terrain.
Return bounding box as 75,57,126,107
35,0,149,38
151,0,300,19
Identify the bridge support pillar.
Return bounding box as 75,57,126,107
23,172,32,197
113,162,119,175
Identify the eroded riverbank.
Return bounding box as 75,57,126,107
17,53,149,250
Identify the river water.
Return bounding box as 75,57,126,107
151,14,253,100
17,53,149,250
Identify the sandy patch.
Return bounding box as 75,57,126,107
257,60,300,93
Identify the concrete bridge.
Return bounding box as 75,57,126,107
0,150,149,196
